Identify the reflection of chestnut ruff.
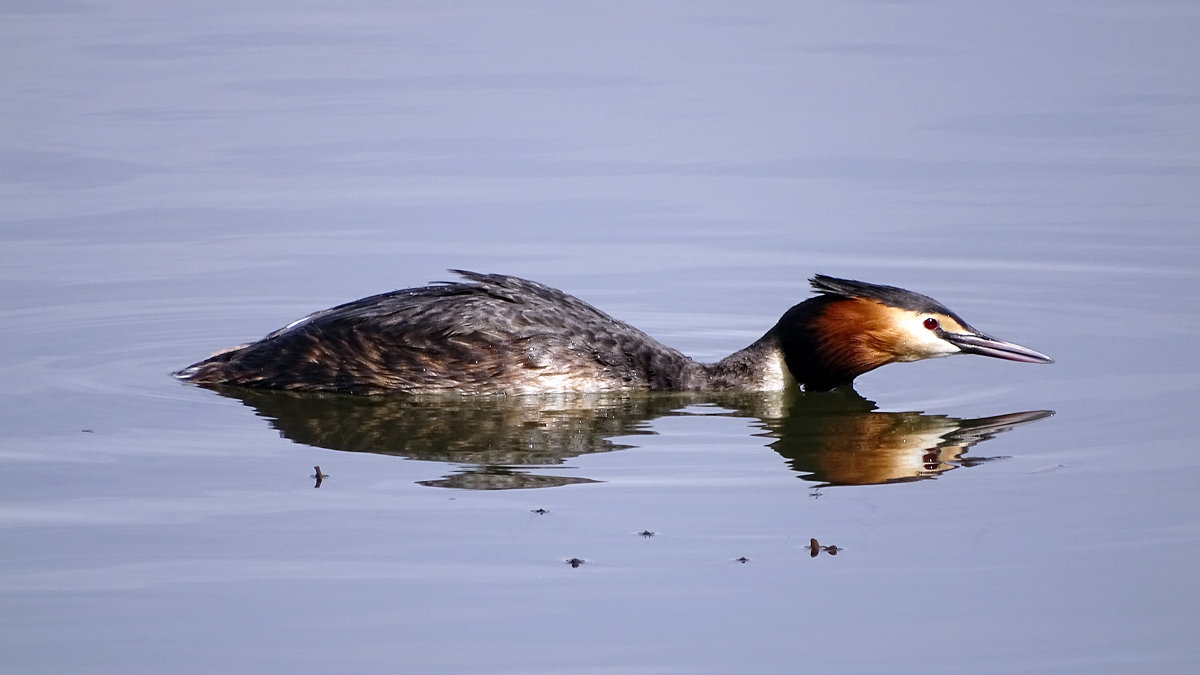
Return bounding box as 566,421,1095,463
210,387,1051,490
766,407,1053,487
177,272,1052,395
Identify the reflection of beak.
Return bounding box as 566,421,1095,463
943,331,1054,364
952,410,1055,440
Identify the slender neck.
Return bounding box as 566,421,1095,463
702,330,792,391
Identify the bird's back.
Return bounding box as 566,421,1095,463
176,271,702,394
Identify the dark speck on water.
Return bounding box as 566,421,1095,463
810,538,842,557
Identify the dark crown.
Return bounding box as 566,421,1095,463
809,274,963,320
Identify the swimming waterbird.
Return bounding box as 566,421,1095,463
175,271,1052,395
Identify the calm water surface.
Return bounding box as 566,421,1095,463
3,2,1199,673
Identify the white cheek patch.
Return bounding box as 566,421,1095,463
893,317,962,361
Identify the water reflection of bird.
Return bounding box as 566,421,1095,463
176,271,1052,395
206,387,1052,490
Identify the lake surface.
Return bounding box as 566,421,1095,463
3,2,1199,673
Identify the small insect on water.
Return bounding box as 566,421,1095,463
809,538,842,557
565,557,586,568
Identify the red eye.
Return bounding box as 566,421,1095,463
923,317,939,330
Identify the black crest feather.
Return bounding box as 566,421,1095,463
809,274,960,319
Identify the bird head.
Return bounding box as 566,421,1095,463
776,275,1053,391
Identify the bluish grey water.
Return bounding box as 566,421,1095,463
2,2,1199,673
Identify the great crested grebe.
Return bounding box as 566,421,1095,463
175,271,1052,395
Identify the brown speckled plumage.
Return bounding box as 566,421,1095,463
180,271,712,394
